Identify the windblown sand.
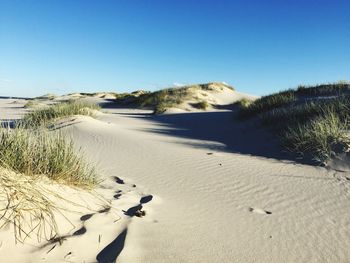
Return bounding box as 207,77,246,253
1,96,350,262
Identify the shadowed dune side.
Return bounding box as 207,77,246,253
120,110,309,164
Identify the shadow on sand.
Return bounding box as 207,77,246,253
105,108,314,166
96,228,128,263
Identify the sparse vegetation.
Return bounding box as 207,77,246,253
236,82,350,163
113,82,234,114
0,167,59,242
23,100,38,108
193,100,209,110
22,100,100,128
234,98,253,109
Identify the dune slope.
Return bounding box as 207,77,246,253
61,108,350,263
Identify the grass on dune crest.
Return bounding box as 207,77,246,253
0,128,97,188
237,90,296,119
114,82,234,114
22,100,100,128
236,82,350,163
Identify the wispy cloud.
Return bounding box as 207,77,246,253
0,78,12,83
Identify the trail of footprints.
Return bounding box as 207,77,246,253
44,175,153,258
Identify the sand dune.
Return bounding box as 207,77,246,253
1,96,350,262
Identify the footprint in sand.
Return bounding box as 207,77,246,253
140,195,153,204
115,177,125,184
80,213,94,221
249,207,272,215
73,226,87,236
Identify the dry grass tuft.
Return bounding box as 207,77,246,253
0,168,58,243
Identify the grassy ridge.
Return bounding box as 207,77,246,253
22,100,100,128
115,82,233,114
236,82,350,163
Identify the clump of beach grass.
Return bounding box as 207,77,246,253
0,128,97,243
0,128,97,187
22,100,100,128
0,168,59,243
283,110,350,162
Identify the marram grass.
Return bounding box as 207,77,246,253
0,128,97,187
236,82,350,163
21,100,100,128
0,168,59,243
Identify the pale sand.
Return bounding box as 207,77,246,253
1,96,350,262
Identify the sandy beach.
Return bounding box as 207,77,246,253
1,95,350,263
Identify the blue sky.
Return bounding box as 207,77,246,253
0,0,349,97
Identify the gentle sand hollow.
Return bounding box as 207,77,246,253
1,92,350,262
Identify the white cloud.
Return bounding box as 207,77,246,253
173,82,185,87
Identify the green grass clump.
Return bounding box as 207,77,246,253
238,90,296,119
22,101,100,128
283,111,350,162
0,128,97,187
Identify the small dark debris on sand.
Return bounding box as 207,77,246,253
124,204,146,217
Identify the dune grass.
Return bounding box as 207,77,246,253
238,90,296,119
283,111,350,162
192,100,209,110
236,82,350,163
296,82,350,97
0,128,97,187
0,167,59,243
115,82,233,114
22,100,100,128
24,100,38,108
0,127,97,242
0,99,101,242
